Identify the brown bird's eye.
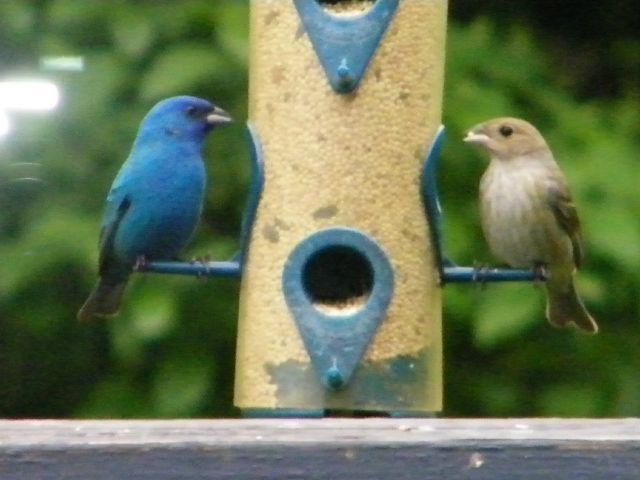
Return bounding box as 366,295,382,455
499,125,514,137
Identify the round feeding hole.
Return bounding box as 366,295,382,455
316,0,375,16
302,245,374,315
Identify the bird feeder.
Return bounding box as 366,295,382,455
142,0,543,417
234,0,447,416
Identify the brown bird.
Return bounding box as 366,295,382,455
464,117,598,334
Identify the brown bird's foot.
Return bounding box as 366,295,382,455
190,254,212,280
133,255,149,272
472,260,490,290
533,262,549,284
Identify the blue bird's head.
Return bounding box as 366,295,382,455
137,96,232,145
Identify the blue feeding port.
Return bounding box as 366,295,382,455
282,227,394,391
294,0,399,94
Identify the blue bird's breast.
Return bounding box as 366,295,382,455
113,152,206,264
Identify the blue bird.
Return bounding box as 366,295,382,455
78,96,232,321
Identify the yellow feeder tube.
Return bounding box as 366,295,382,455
236,0,448,415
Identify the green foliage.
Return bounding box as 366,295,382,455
0,2,637,419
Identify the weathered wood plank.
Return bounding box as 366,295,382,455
1,419,639,479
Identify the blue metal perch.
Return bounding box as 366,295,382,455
142,260,241,279
442,265,540,283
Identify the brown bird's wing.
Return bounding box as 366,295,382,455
547,182,583,268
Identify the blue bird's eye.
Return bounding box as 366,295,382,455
186,105,199,117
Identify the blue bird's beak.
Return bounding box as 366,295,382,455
206,106,232,125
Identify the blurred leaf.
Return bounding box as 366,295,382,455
110,6,156,59
587,205,640,270
213,2,249,65
140,43,226,100
152,350,213,417
473,285,542,349
538,384,604,416
76,377,149,418
0,210,95,294
129,286,177,341
46,0,108,43
0,2,36,42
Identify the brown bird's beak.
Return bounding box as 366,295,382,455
206,106,232,125
463,126,490,146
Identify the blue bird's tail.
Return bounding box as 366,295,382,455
77,278,128,321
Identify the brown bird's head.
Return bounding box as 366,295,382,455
463,117,549,160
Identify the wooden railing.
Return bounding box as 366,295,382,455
1,419,639,479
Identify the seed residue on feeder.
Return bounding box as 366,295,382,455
313,293,369,316
320,0,375,16
312,204,338,220
262,223,280,243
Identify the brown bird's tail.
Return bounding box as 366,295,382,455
77,278,128,321
545,280,598,334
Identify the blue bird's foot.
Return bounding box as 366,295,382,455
472,260,491,290
133,255,150,272
190,254,212,280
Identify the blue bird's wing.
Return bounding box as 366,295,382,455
98,182,132,275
